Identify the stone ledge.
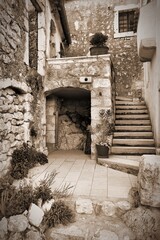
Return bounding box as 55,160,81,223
139,38,156,62
47,54,111,64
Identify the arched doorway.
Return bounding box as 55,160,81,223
46,87,91,153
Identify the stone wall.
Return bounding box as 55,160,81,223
29,9,38,69
25,69,47,153
58,99,91,150
0,0,47,177
0,1,27,176
64,0,143,98
0,0,28,79
0,88,25,176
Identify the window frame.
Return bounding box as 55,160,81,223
114,4,139,38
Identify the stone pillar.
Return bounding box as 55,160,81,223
46,96,57,152
138,155,160,208
91,65,112,160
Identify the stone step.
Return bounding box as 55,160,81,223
115,125,152,132
113,138,155,146
111,146,156,155
113,132,153,138
116,105,147,110
115,119,150,125
116,114,149,120
116,101,145,105
98,156,139,175
116,96,133,101
116,109,148,114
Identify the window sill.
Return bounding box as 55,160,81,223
114,31,137,38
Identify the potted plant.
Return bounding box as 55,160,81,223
96,109,114,159
89,32,109,56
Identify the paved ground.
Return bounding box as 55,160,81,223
29,150,139,200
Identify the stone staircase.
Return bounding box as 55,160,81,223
111,96,156,155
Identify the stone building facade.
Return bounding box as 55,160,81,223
64,0,143,98
0,0,70,176
1,0,155,175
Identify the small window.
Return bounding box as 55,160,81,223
119,10,135,33
114,4,139,38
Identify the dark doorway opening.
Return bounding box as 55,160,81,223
46,87,91,153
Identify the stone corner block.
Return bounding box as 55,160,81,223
28,203,44,227
8,214,28,232
115,200,132,216
116,200,131,211
102,201,116,216
0,217,8,238
138,155,160,208
45,225,85,240
75,198,93,214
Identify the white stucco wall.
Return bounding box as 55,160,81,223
138,0,160,151
137,1,156,61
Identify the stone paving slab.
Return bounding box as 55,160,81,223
28,150,137,200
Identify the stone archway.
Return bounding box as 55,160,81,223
46,87,91,153
45,55,113,160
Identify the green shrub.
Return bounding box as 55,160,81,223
0,171,74,225
53,183,73,200
34,185,53,204
10,143,48,179
33,171,57,204
90,32,108,47
0,185,34,218
5,185,34,218
35,152,48,165
43,200,75,228
1,183,52,218
0,173,14,197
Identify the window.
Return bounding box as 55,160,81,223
114,4,139,38
119,10,135,33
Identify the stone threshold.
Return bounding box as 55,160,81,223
97,155,140,176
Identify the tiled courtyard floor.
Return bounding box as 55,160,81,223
29,150,139,200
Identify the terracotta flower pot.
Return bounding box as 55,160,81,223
90,46,109,56
96,144,109,158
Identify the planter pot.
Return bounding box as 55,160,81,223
90,46,109,56
96,144,109,158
